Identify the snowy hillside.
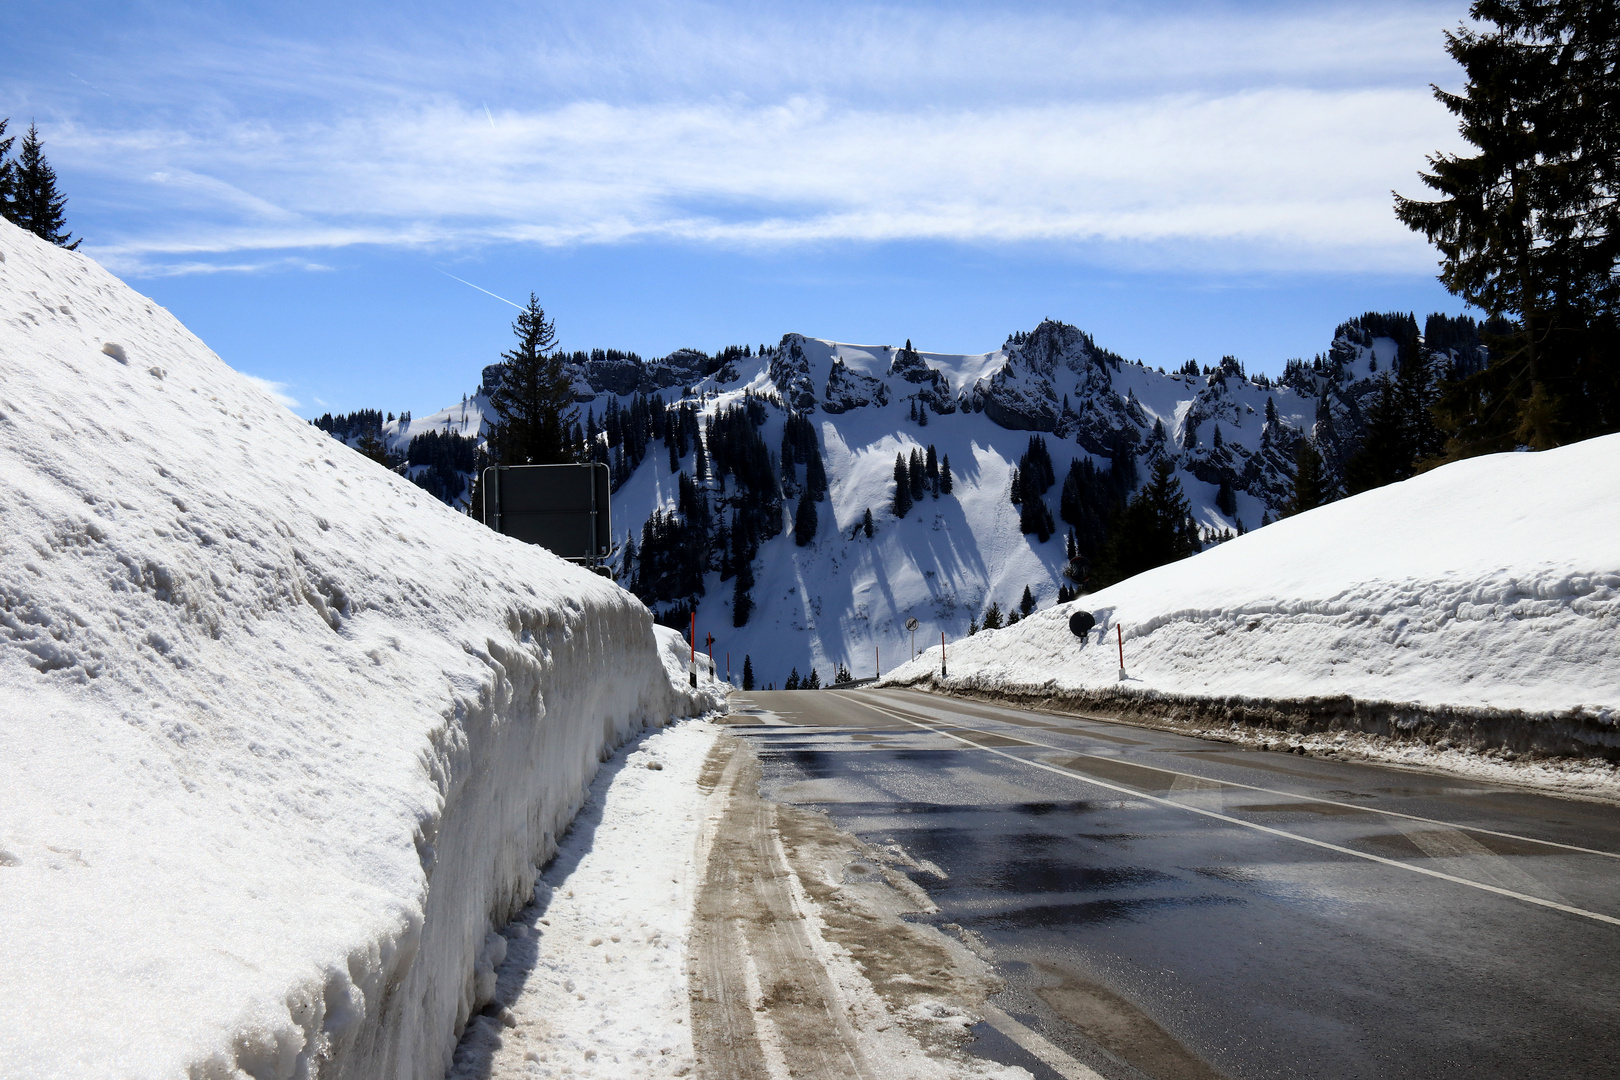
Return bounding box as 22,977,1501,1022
386,314,1470,686
881,434,1620,731
0,220,722,1080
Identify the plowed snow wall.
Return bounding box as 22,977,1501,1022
0,220,722,1080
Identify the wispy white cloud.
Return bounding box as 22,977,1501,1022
34,1,1469,275
239,373,300,409
103,254,333,278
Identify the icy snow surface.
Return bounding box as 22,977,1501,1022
883,435,1620,717
0,220,724,1080
448,720,721,1080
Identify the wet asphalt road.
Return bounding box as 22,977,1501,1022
721,687,1620,1080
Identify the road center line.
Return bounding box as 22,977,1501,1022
847,696,1620,928
862,691,1620,861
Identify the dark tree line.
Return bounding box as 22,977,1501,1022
890,444,951,518
0,119,77,248
618,393,801,628
407,430,480,504
1009,435,1057,541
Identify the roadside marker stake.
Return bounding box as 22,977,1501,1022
1117,624,1126,681
847,695,1620,928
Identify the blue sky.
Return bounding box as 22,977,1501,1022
5,0,1475,417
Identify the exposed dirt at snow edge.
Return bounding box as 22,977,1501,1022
886,677,1620,803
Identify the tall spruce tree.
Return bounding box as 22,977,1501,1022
892,452,913,518
9,123,77,248
793,493,818,545
1093,458,1201,587
1344,377,1414,493
732,557,754,627
742,654,755,690
1394,1,1620,453
487,295,577,465
0,119,14,226
982,601,1004,630
1287,437,1330,515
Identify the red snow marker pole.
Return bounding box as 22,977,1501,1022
941,631,948,679
875,646,880,679
689,612,697,687
1117,624,1126,681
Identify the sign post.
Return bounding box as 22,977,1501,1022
906,616,919,661
941,631,947,680
1117,624,1126,681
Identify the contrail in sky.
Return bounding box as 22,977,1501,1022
435,268,521,308
483,104,496,128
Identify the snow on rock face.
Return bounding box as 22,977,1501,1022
0,220,723,1080
882,434,1620,718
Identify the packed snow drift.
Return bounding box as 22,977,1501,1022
882,435,1620,745
0,220,723,1080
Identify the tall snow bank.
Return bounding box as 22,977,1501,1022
0,220,724,1080
884,435,1620,741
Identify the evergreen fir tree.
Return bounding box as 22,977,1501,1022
1019,585,1036,616
925,444,939,497
940,454,953,494
982,602,1004,630
1394,1,1620,452
487,295,576,465
0,119,15,224
805,446,828,501
1093,458,1202,587
732,557,754,627
9,124,77,248
968,617,980,635
742,655,755,691
909,449,926,502
1265,396,1278,425
807,667,821,689
794,493,818,545
1287,438,1330,516
785,668,801,690
892,453,913,518
1007,609,1022,625
1344,378,1414,493
862,507,874,538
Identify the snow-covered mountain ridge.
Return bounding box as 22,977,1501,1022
372,313,1483,687
0,220,721,1079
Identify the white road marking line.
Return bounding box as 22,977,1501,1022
848,697,1620,929
863,690,1620,861
977,1003,1108,1080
